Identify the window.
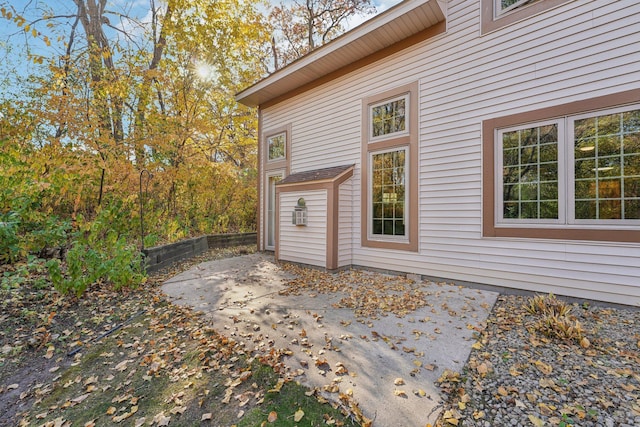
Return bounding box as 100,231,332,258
262,125,291,251
267,132,286,161
497,106,640,226
497,121,563,223
481,0,569,34
496,0,541,16
370,148,407,237
370,95,408,139
485,91,640,243
361,82,418,251
570,108,640,222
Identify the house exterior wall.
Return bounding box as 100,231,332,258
338,179,353,268
259,0,640,305
278,190,328,267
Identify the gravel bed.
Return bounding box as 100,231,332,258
439,294,640,427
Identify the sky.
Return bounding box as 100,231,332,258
0,0,402,93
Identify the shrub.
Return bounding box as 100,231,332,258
46,204,145,296
525,293,587,345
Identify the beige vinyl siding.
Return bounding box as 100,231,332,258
260,0,640,305
338,180,353,267
278,190,327,267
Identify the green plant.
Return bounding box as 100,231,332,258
559,413,575,426
46,204,145,296
0,211,21,263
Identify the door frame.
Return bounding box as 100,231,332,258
265,170,284,251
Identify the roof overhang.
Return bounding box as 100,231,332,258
236,0,446,108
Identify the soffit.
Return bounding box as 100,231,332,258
236,0,445,108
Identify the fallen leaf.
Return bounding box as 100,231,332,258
106,407,116,415
528,414,545,427
534,360,552,375
72,393,90,404
267,411,278,422
509,365,523,376
476,363,489,375
394,378,405,386
44,345,55,359
294,408,305,422
153,412,171,426
394,389,407,397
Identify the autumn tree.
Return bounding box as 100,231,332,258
0,0,270,292
269,0,376,69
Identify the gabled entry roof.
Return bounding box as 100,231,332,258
236,0,446,108
278,164,355,187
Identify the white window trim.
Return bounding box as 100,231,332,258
495,104,640,229
367,146,410,243
495,119,566,227
267,132,286,162
369,93,410,142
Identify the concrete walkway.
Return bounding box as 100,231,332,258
161,253,498,426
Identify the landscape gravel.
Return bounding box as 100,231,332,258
438,294,640,427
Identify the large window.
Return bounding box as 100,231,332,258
370,148,407,237
361,83,418,251
485,94,640,243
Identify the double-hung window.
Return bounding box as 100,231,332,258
488,99,640,242
362,83,418,251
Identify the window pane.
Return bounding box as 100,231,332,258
623,110,640,132
575,200,597,219
598,136,621,157
539,144,557,162
371,97,407,138
624,133,640,153
573,108,640,220
575,117,596,139
504,202,519,219
575,158,596,180
371,149,406,236
599,200,621,219
540,201,558,219
626,199,640,219
268,133,285,160
500,124,558,220
625,177,640,199
540,182,558,200
575,179,595,199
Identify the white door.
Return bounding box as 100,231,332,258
265,173,282,250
